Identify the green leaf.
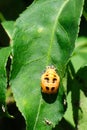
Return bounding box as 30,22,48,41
71,37,87,72
78,90,87,130
11,0,84,129
64,92,75,127
2,21,15,39
83,0,87,20
68,66,87,130
0,47,11,117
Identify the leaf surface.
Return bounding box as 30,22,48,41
11,0,84,129
66,66,87,130
0,47,11,117
2,21,15,39
71,37,87,72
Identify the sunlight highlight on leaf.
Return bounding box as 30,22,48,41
11,0,84,129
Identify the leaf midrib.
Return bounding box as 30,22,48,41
46,0,69,65
33,0,69,129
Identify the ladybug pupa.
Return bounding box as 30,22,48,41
41,66,60,94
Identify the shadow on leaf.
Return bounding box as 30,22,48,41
52,118,75,130
67,62,87,129
41,91,58,104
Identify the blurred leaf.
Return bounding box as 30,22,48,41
78,91,87,130
71,37,87,72
73,66,87,129
76,67,87,130
64,92,75,127
2,21,15,39
83,0,87,20
66,66,87,130
11,0,84,129
0,47,11,117
0,12,5,22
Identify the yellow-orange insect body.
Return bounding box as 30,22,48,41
41,66,60,94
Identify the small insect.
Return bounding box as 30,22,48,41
2,105,5,112
41,66,60,94
44,118,52,125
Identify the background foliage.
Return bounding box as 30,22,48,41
0,0,87,130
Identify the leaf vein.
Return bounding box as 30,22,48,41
33,97,42,130
47,0,69,64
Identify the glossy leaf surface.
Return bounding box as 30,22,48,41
11,0,84,129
